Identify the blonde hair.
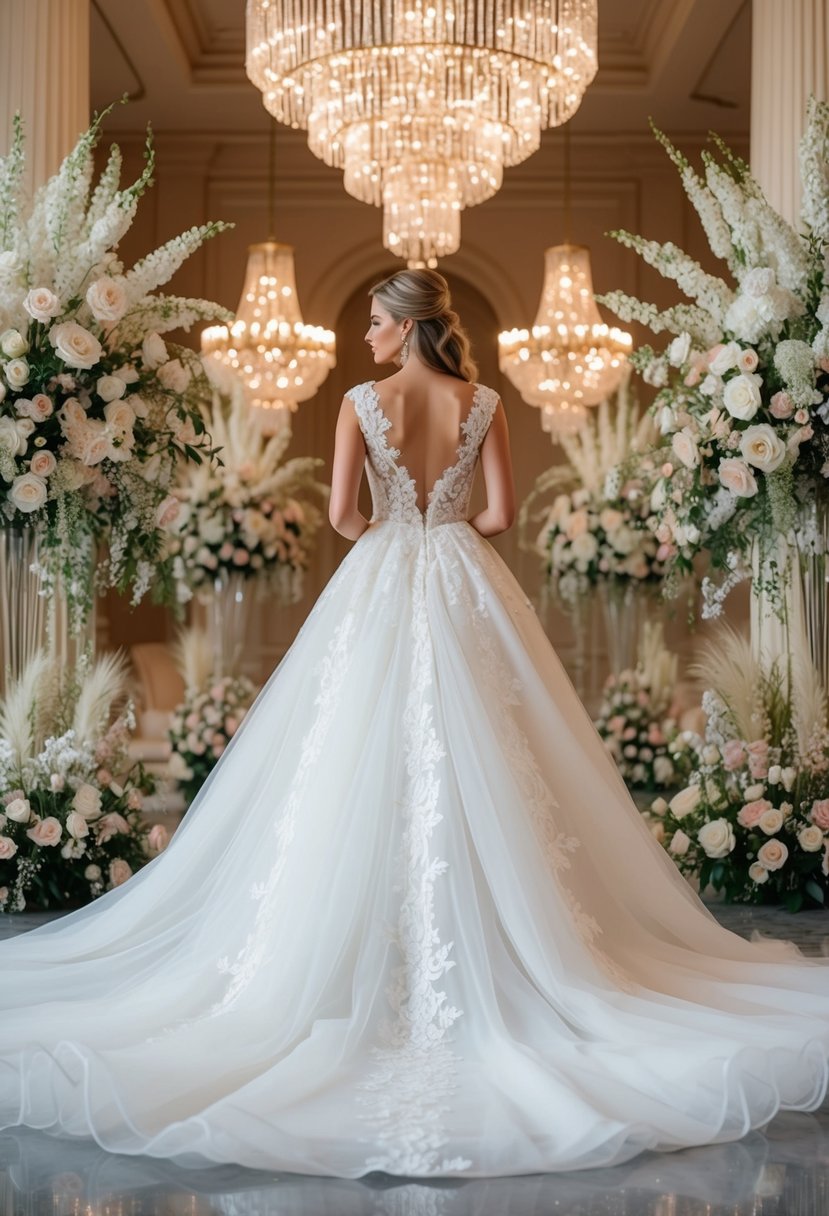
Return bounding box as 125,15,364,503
369,268,478,382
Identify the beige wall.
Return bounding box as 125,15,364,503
102,125,750,703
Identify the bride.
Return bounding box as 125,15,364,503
0,268,827,1179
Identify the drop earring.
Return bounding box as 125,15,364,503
400,335,409,366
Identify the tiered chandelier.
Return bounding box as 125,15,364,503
201,126,335,426
246,1,599,266
498,127,631,439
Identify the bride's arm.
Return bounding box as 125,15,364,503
468,398,516,537
329,395,373,540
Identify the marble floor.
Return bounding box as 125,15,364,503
0,903,828,1216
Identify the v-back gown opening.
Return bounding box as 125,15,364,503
0,379,826,1178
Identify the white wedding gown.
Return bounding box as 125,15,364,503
0,379,828,1178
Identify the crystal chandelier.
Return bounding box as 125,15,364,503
246,1,599,266
201,127,335,427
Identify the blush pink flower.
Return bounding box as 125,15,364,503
769,391,794,419
746,739,769,779
26,816,62,846
721,739,746,771
810,799,829,831
737,798,772,828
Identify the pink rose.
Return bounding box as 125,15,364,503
96,767,112,785
26,816,62,846
232,548,251,566
155,495,181,530
769,391,794,419
811,799,829,831
210,685,224,702
29,450,56,478
737,348,759,372
718,458,758,499
94,812,129,844
212,743,225,758
108,858,133,887
224,715,239,735
147,824,168,852
0,836,18,859
747,739,769,779
722,739,746,771
737,798,772,828
794,408,810,425
647,725,666,746
127,788,143,811
2,788,25,805
607,714,626,735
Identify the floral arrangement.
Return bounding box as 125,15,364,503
0,651,168,912
167,627,256,804
594,623,689,789
520,380,666,604
0,105,231,628
599,100,829,614
167,385,329,605
647,627,829,909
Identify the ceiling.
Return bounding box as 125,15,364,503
92,0,751,140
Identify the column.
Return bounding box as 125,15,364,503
0,0,90,194
751,0,827,224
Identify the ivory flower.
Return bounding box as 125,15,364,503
49,321,103,370
757,838,788,871
739,424,786,473
9,473,47,512
697,818,736,858
86,275,128,323
722,373,762,421
23,287,61,323
718,458,758,498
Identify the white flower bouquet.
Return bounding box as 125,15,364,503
0,651,168,912
599,100,829,613
0,106,231,626
594,624,688,789
646,628,829,909
168,674,256,805
168,388,329,604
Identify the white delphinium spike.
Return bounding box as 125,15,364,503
609,231,734,326
71,651,131,748
701,154,762,276
121,222,230,311
84,143,123,233
0,652,52,769
0,113,25,252
800,96,829,243
597,292,722,347
172,627,213,696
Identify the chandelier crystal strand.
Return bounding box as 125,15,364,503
247,1,598,265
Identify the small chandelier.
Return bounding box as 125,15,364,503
201,126,335,426
498,126,631,433
246,1,598,266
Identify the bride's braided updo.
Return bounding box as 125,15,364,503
369,268,478,383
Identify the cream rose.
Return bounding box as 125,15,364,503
141,332,168,369
26,816,62,846
758,806,784,834
722,373,762,421
84,863,102,881
668,332,692,367
85,275,127,323
669,784,701,819
718,458,758,498
103,398,135,433
23,287,61,323
108,858,133,887
748,861,769,883
0,328,27,358
5,797,31,823
672,428,700,469
9,473,47,512
157,358,191,393
798,824,824,852
72,782,102,819
95,811,129,843
29,450,56,478
697,818,736,858
0,836,18,860
709,341,741,376
0,416,25,456
5,358,30,388
66,810,90,839
669,828,690,855
571,532,598,564
739,424,786,473
147,823,169,852
29,393,53,421
756,838,788,871
50,321,103,370
97,374,126,402
738,348,759,373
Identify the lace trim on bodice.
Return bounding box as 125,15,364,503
349,380,499,528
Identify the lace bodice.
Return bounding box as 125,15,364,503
348,380,500,528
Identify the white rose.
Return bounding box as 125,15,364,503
668,333,692,367
8,473,47,512
767,764,782,785
781,766,796,791
723,373,762,421
141,332,168,369
0,416,25,456
103,398,135,434
50,321,103,370
758,807,784,834
72,782,102,819
669,784,701,819
66,810,89,839
739,424,786,474
697,818,736,858
669,828,690,855
748,861,769,884
0,329,27,358
757,838,788,871
798,824,824,852
29,450,56,478
157,358,191,393
5,797,31,823
653,756,674,785
23,287,61,323
85,275,127,323
84,863,102,881
571,532,598,564
718,457,758,498
4,357,29,388
97,374,126,402
744,783,766,802
672,428,699,469
709,342,741,376
599,508,623,532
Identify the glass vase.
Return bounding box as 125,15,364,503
201,569,255,681
0,525,96,698
597,579,650,679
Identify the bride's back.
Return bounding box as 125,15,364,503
372,375,479,513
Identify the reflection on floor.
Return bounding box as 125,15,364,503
0,902,827,1215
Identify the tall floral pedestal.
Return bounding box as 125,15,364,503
0,526,96,698
194,570,255,682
